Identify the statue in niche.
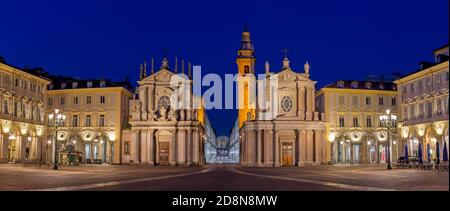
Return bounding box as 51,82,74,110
158,106,167,121
131,100,141,113
148,109,157,121
179,109,185,121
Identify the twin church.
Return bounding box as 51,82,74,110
123,27,329,167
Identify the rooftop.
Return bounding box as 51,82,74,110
321,80,397,91
47,76,134,92
0,58,51,82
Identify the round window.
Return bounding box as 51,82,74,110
281,96,293,112
158,96,171,109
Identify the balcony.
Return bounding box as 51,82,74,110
0,113,44,126
402,111,449,126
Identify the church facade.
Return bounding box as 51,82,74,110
235,28,329,167
123,58,215,166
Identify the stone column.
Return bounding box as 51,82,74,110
273,129,280,167
256,129,262,166
309,88,315,112
90,142,94,163
242,137,246,164
140,129,148,163
130,130,139,163
0,134,7,162
295,130,299,165
155,136,160,164
192,129,199,165
17,136,26,162
177,129,186,165
29,137,35,159
306,130,314,163
140,86,148,120
147,129,154,165
300,130,307,165
361,137,367,164
186,129,192,166
321,131,327,163
170,133,177,166
244,128,250,165
148,86,154,112
264,130,270,164
314,129,322,164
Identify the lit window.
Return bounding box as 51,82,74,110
99,114,105,127
339,116,345,127
85,115,91,126
365,97,371,105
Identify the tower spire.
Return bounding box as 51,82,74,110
265,60,270,73
239,24,254,54
143,60,147,78
181,59,185,74
188,62,192,78
174,57,178,73
151,57,154,74
304,61,310,75
139,63,144,80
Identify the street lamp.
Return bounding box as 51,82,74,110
48,109,66,170
379,109,397,170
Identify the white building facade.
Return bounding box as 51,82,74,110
124,58,215,166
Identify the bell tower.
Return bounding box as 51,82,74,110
237,25,256,128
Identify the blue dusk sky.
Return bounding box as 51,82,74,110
1,0,448,136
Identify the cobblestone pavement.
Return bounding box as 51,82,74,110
0,164,447,191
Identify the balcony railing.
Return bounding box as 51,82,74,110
403,111,449,126
0,113,44,125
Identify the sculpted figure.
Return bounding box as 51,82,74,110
158,106,167,120
167,108,177,121
148,109,157,121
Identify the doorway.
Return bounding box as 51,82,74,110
281,142,293,166
159,142,170,165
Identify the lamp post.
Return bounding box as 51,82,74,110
379,109,397,170
48,109,66,170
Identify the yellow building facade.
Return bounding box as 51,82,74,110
0,62,51,163
46,79,133,164
395,45,449,163
316,80,399,164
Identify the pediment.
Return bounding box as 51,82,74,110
277,69,309,82
140,69,175,83
2,91,13,97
